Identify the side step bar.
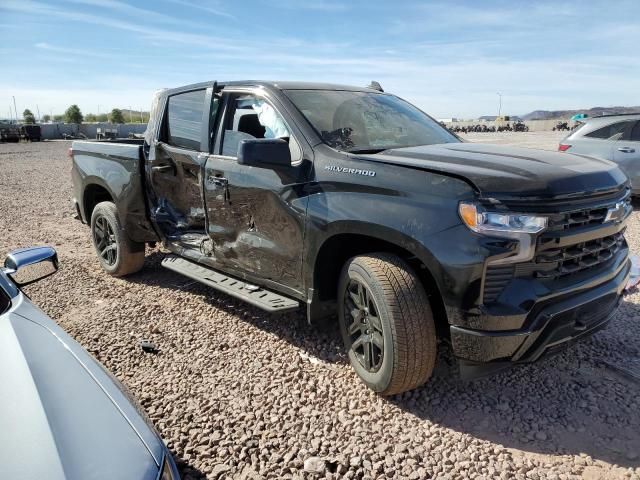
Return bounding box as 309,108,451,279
161,255,299,313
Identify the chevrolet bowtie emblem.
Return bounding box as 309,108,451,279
604,202,626,223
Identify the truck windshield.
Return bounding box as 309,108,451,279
284,89,459,152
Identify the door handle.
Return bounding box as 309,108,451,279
618,147,636,153
152,164,175,174
212,176,228,187
208,174,230,203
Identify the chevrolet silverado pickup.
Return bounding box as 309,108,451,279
71,81,632,395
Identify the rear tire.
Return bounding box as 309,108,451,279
338,253,437,395
90,201,145,276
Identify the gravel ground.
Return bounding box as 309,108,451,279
1,134,639,480
461,131,568,151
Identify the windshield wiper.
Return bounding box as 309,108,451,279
346,148,388,154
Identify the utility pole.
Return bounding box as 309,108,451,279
36,105,41,122
12,96,18,123
496,92,503,117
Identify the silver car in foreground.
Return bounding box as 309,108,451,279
0,246,179,480
559,114,640,194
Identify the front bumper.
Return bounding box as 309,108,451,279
450,253,630,369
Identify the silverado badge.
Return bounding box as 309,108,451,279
325,165,376,177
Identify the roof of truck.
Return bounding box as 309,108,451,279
162,80,382,96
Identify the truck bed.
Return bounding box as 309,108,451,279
71,139,157,243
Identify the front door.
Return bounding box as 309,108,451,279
147,86,218,238
203,90,311,294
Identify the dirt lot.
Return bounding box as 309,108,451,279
1,133,639,480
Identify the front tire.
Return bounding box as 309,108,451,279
90,201,145,276
338,253,437,395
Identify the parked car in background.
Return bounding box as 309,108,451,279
559,114,640,194
0,246,179,480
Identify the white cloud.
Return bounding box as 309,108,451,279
63,0,205,26
162,0,236,19
266,0,349,11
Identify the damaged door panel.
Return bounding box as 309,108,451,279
203,156,309,291
151,143,206,231
203,90,310,293
147,86,220,243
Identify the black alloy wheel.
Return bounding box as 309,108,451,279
90,201,145,277
337,253,437,395
93,214,118,266
344,278,384,372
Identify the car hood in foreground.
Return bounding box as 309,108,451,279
363,143,628,200
0,298,162,480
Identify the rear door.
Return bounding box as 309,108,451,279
574,119,633,159
146,85,219,238
613,121,640,192
202,88,312,295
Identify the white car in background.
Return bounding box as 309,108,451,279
559,114,640,194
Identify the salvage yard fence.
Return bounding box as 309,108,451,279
38,122,147,140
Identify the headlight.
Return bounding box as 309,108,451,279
459,202,547,234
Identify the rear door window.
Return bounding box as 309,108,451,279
167,89,206,150
629,121,640,141
585,120,634,141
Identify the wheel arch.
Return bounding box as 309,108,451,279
82,180,116,222
306,223,449,337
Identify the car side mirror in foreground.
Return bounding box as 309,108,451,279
238,138,291,169
3,246,59,287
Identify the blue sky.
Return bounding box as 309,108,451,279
1,0,639,119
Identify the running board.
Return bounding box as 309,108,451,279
161,255,299,313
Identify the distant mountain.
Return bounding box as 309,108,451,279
521,106,640,121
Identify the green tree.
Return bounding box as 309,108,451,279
23,109,36,124
42,114,51,123
110,108,125,124
97,113,108,122
53,114,64,122
64,104,83,124
85,113,97,122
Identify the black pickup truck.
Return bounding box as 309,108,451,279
71,81,631,395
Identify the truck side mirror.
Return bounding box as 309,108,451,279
3,246,59,287
238,138,291,169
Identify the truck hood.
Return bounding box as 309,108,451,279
365,143,627,200
0,308,161,480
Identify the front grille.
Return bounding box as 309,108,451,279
521,230,626,280
545,191,631,232
482,189,630,304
